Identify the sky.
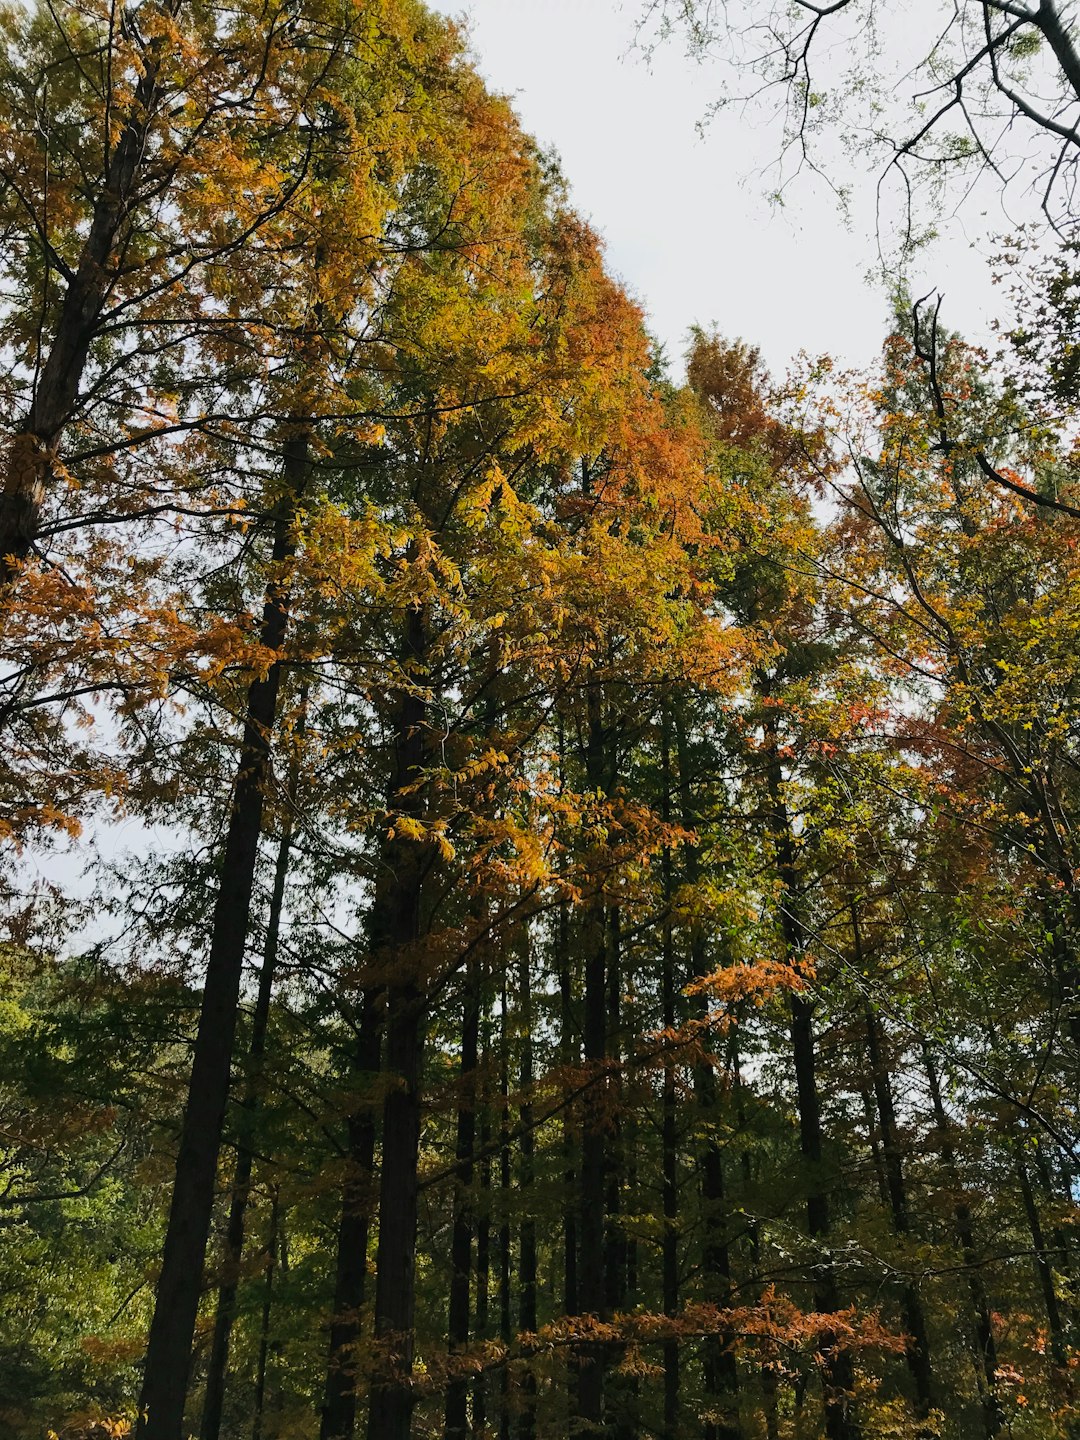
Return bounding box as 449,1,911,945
428,0,1016,381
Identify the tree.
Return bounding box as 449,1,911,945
642,0,1080,238
8,5,1080,1439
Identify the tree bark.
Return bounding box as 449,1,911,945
320,990,382,1440
576,681,609,1435
661,702,680,1440
201,692,306,1440
673,700,740,1440
365,601,430,1440
251,1188,281,1440
859,1085,890,1210
557,891,580,1430
604,903,625,1322
923,1050,1002,1438
138,433,306,1440
474,1018,493,1438
604,904,637,1440
1017,1140,1069,1371
733,1036,778,1440
445,962,481,1440
761,705,859,1440
498,980,512,1440
1032,1135,1078,1306
366,985,424,1440
519,928,538,1440
861,990,934,1427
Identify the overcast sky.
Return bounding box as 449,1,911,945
430,0,1017,380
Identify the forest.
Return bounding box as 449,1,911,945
3,0,1080,1437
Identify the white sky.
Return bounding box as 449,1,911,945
430,0,1016,380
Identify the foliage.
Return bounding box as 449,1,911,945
0,2,1079,1440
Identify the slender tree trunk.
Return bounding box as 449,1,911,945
577,681,609,1435
138,434,306,1440
761,705,859,1440
320,990,382,1440
1017,1140,1070,1371
577,903,608,1434
366,983,424,1440
474,1016,493,1438
498,980,512,1440
789,997,858,1440
691,1013,737,1440
366,601,430,1440
1032,1137,1078,1307
604,903,625,1320
251,1188,281,1440
673,700,740,1440
1041,886,1080,1056
604,905,637,1440
445,962,482,1440
733,1037,778,1440
660,701,681,1440
860,1085,890,1210
557,892,580,1428
663,1084,682,1437
201,692,306,1440
661,832,680,1438
923,1050,1002,1438
1015,1133,1078,1418
862,995,934,1426
621,1008,641,1439
519,928,538,1440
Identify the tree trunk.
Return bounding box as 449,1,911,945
138,434,306,1440
1017,1140,1069,1371
445,962,481,1440
251,1188,281,1440
604,904,637,1440
862,994,934,1427
1032,1137,1078,1306
201,692,306,1440
519,927,538,1440
761,705,859,1440
733,1037,778,1440
673,700,740,1440
623,1108,640,1433
859,1085,890,1210
660,700,681,1439
557,891,580,1430
577,681,609,1435
923,1050,1002,1438
474,1016,493,1439
366,982,424,1440
498,980,512,1440
320,990,382,1440
604,903,625,1322
365,601,430,1440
